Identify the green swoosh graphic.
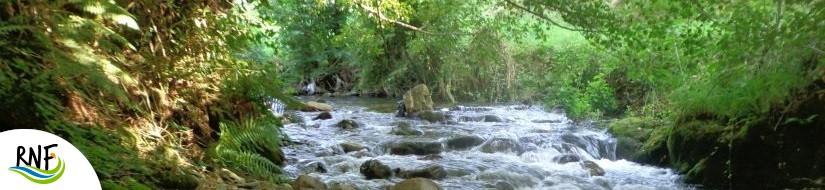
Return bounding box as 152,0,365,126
24,156,62,174
8,157,65,184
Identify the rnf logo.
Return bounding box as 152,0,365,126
9,144,66,184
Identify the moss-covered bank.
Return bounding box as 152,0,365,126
610,84,825,189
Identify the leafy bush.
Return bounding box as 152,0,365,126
540,44,618,120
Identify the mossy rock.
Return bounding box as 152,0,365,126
608,117,662,140
415,111,445,123
628,125,672,166
666,120,732,186
293,175,327,190
403,84,435,115
155,171,199,189
667,120,729,173
391,122,424,136
607,117,663,160
391,178,442,190
388,141,444,155
336,119,360,129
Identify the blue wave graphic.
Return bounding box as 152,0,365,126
8,166,55,179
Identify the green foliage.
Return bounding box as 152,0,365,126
262,0,551,102
504,0,825,121
211,117,288,183
46,123,201,189
536,43,618,120
1,0,292,186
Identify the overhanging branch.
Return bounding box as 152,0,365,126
501,0,594,32
350,0,475,36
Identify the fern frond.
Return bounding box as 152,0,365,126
215,148,284,177
73,0,140,30
0,25,33,35
212,117,286,182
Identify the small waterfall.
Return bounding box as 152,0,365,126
304,81,316,95
556,132,617,160
268,98,286,116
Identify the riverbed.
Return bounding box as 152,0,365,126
278,97,691,190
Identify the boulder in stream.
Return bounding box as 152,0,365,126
340,142,366,153
298,159,328,174
292,175,327,190
336,119,359,129
328,184,357,190
313,111,332,120
483,115,504,122
388,141,444,155
360,160,393,180
446,135,484,150
391,178,443,190
480,138,525,155
477,169,538,189
415,111,445,122
391,122,424,136
581,160,605,176
302,101,333,112
396,165,448,180
402,84,435,116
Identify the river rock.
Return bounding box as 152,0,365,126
328,184,357,190
581,160,605,176
298,159,328,174
416,111,445,122
270,183,294,190
607,117,662,160
391,178,443,190
391,122,424,136
360,160,393,180
303,101,333,112
314,145,344,157
553,154,581,164
458,116,483,122
313,112,332,120
483,115,504,122
340,142,366,152
396,165,448,180
347,149,375,158
292,175,327,190
477,169,538,188
388,141,444,155
336,119,359,129
480,138,525,155
402,84,435,116
446,135,484,150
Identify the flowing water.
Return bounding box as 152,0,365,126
276,97,691,190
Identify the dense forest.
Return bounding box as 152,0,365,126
1,0,824,189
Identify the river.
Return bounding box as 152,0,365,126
277,96,692,190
